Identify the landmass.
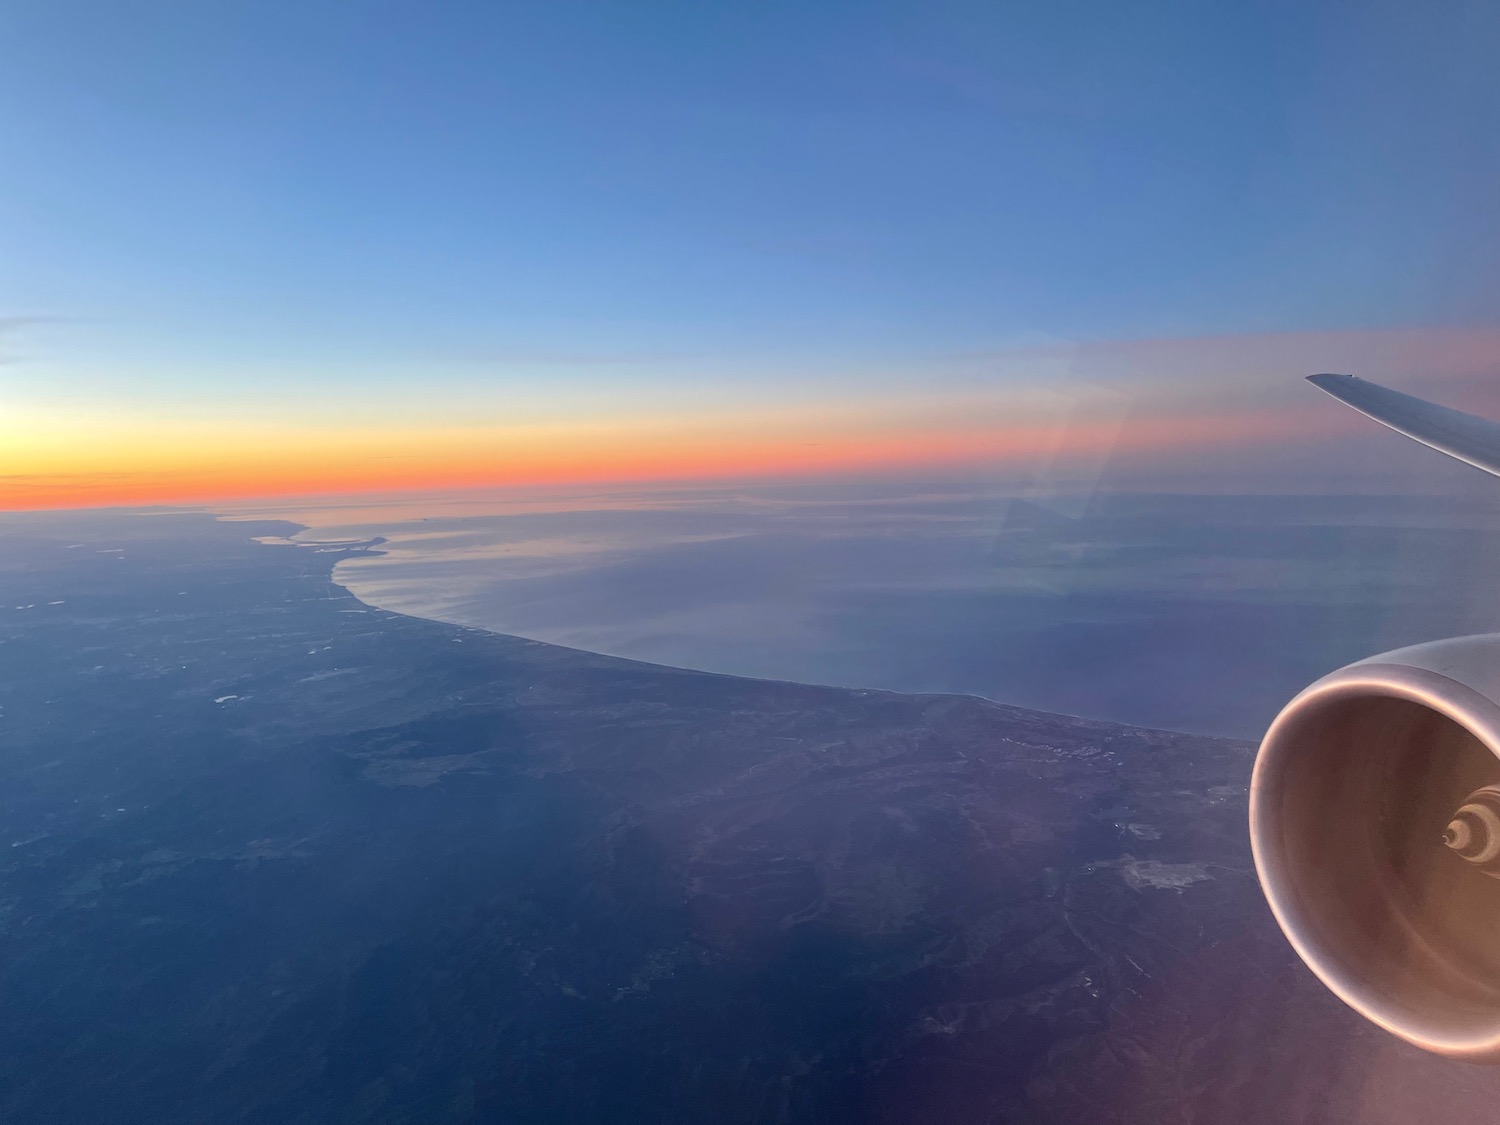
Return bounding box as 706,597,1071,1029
0,509,1494,1123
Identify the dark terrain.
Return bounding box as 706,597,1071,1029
0,510,1494,1123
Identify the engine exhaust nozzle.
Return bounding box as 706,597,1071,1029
1444,786,1500,874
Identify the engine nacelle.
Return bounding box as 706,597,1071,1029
1252,634,1500,1061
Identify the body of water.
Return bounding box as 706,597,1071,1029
230,479,1500,739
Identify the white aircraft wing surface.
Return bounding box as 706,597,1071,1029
1308,372,1500,478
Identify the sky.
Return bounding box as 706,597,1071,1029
5,0,1500,507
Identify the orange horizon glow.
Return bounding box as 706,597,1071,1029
0,400,1340,512
17,322,1498,514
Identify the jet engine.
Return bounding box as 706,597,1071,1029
1251,634,1500,1061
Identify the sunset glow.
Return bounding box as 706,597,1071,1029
9,322,1500,510
0,385,1350,510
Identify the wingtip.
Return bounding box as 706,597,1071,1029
1307,372,1357,394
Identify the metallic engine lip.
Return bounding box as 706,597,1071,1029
1250,662,1500,1061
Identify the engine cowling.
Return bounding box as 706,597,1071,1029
1251,634,1500,1061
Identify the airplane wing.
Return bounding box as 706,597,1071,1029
1308,372,1500,478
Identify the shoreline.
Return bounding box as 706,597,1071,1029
217,508,1252,745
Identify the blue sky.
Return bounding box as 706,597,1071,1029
3,0,1500,503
